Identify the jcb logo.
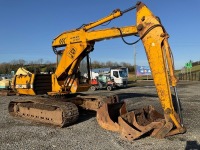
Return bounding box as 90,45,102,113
67,47,76,59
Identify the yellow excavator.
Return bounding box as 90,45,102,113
8,2,186,141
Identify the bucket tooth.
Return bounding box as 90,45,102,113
153,122,173,139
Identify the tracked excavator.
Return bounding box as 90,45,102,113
8,2,186,141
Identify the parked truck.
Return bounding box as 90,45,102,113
90,67,128,88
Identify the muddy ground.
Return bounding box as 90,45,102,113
0,81,200,150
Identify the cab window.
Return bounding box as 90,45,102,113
113,71,119,78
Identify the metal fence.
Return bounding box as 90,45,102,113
178,71,200,81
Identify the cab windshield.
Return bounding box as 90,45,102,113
119,71,127,77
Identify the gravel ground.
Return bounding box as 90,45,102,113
0,81,200,150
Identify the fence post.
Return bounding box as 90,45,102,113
192,73,194,81
186,73,188,80
184,73,185,80
199,72,200,81
179,74,181,80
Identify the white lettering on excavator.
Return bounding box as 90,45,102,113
15,84,33,89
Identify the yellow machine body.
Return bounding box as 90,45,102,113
10,1,186,140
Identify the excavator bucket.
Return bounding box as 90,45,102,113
96,102,175,141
